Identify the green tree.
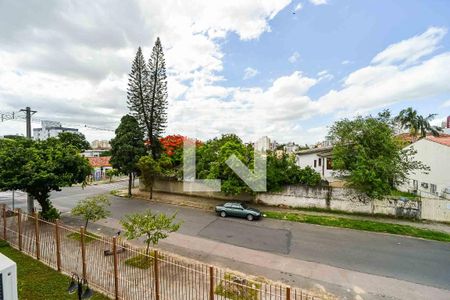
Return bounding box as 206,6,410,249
137,155,162,199
147,37,168,158
0,137,91,219
54,132,91,152
120,210,180,255
71,195,111,229
395,107,442,140
110,115,146,197
329,113,428,199
105,169,120,183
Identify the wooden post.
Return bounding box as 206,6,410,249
286,287,291,300
33,211,40,260
2,205,6,240
112,237,119,300
17,209,22,251
209,266,214,300
154,250,160,300
55,220,61,271
80,227,87,280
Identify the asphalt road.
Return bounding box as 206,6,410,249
1,184,449,292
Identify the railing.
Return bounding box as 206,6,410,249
0,205,321,300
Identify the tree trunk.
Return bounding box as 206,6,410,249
128,173,132,197
85,219,89,230
150,185,153,200
146,241,150,256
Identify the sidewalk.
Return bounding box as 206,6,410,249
129,189,450,234
67,214,450,300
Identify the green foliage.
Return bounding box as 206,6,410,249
40,205,60,222
54,132,91,152
329,113,428,199
214,273,261,300
67,231,101,243
110,115,146,196
0,137,91,218
264,211,450,242
0,242,108,299
395,107,442,139
195,134,254,195
71,195,111,229
124,253,155,269
120,209,181,255
137,155,162,199
105,168,121,182
266,154,321,192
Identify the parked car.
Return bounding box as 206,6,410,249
215,202,261,221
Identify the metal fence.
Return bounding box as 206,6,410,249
0,206,320,300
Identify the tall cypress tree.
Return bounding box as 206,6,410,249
147,37,168,157
127,47,151,141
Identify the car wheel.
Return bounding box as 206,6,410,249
220,211,227,218
246,214,254,221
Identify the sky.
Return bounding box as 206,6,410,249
0,0,449,144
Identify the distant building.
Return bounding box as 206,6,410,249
91,139,111,150
254,136,277,152
284,142,299,154
397,135,450,199
441,115,450,135
87,156,112,181
82,149,110,158
33,120,78,140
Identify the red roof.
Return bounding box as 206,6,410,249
88,156,111,167
426,135,450,147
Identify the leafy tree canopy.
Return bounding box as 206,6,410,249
395,107,442,139
71,195,111,229
0,137,91,218
329,112,428,199
54,132,91,152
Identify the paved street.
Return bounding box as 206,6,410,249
1,183,449,299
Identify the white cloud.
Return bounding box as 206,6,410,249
371,27,447,66
294,3,303,12
243,67,259,80
341,60,352,65
309,0,327,5
442,100,450,107
317,70,334,81
288,51,300,63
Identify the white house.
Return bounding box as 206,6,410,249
398,135,450,199
33,120,78,140
296,145,336,181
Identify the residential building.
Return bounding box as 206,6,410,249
284,142,299,154
441,115,450,135
296,145,335,180
82,149,110,158
91,139,111,150
254,136,277,152
87,156,112,181
33,120,78,140
398,135,450,199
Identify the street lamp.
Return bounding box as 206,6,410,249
68,273,93,299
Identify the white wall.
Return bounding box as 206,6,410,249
296,153,334,178
398,139,450,199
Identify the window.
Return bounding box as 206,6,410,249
318,158,322,166
430,184,437,195
314,160,317,168
412,180,418,190
326,158,333,170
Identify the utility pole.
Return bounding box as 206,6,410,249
19,107,37,213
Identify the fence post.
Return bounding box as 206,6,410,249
154,250,160,300
286,287,291,300
55,220,61,271
2,205,6,241
80,227,87,280
112,237,119,300
33,210,40,260
209,266,214,300
17,208,22,251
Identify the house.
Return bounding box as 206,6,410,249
87,156,112,181
33,120,78,140
82,149,110,158
295,145,336,181
398,135,450,198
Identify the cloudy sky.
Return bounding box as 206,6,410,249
1,0,449,144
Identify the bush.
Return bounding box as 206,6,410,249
40,206,60,222
215,273,261,300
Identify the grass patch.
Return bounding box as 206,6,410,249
124,253,154,269
215,273,261,300
291,206,419,221
67,231,101,243
390,189,419,199
0,240,109,300
264,211,450,242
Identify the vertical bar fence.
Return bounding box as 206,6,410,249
0,207,321,300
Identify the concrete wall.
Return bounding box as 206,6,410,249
140,179,449,222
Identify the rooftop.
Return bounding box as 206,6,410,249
425,134,450,147
87,156,111,167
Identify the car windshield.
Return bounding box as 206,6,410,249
241,203,248,209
